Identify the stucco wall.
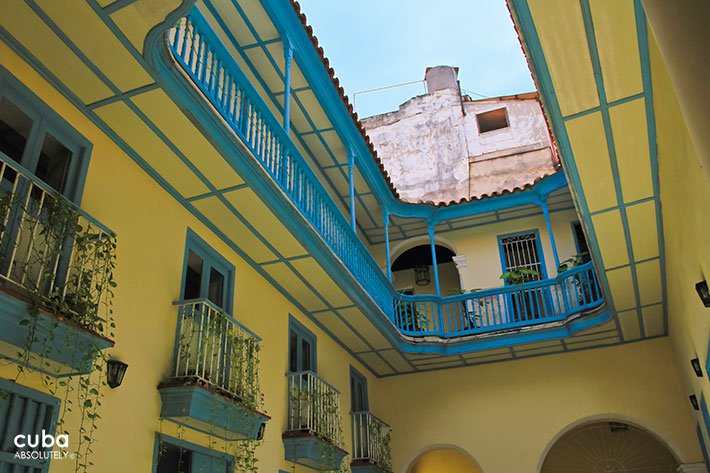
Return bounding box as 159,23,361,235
650,28,710,455
370,209,581,294
0,42,378,473
362,84,556,204
373,338,701,473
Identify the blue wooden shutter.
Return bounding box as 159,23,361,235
0,381,57,473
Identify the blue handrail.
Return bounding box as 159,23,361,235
167,10,395,317
165,12,604,340
394,262,603,337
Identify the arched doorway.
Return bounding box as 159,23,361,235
541,421,679,473
407,447,482,473
391,244,460,295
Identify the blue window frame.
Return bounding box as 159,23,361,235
349,366,368,412
0,377,60,473
0,67,91,204
180,229,235,313
153,434,233,473
288,315,317,373
497,229,548,280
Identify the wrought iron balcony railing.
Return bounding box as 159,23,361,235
352,411,392,472
286,370,343,448
0,155,115,333
165,11,605,342
167,298,261,406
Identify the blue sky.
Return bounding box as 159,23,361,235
297,0,535,118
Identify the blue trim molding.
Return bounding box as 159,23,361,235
0,291,114,377
157,385,269,441
282,434,349,471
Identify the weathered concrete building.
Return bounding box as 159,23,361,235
363,66,559,205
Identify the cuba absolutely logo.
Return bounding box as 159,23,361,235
14,431,71,460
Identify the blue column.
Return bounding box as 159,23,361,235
283,41,294,134
384,210,392,282
348,149,356,232
428,223,441,297
540,199,560,270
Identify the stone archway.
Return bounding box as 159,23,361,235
541,420,679,473
406,446,482,473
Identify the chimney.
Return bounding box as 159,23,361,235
424,66,460,94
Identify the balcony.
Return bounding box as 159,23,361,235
394,261,603,338
164,11,606,350
158,299,269,441
283,371,349,470
351,411,392,473
0,156,115,376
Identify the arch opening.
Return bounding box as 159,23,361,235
391,244,460,295
407,446,483,473
541,420,679,473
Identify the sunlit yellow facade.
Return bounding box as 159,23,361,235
0,1,707,473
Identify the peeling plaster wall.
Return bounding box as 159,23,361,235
362,88,557,204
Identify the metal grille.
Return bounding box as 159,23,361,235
501,233,543,280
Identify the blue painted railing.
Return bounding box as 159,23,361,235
394,262,602,337
165,12,604,340
166,10,394,317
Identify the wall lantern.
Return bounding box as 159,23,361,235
257,422,266,441
690,394,700,410
106,359,128,389
691,357,704,377
696,280,710,307
414,263,430,286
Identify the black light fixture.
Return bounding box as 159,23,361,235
106,359,128,389
257,422,266,441
696,280,710,307
690,394,700,410
691,357,704,377
414,263,430,286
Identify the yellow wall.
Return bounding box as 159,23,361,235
408,447,482,473
373,338,701,473
0,42,376,473
372,209,580,292
392,262,461,295
650,28,710,450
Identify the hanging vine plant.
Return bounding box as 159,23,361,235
158,299,266,472
0,172,117,473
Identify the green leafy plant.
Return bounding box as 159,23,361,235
168,301,265,472
0,180,117,473
557,252,589,273
500,267,541,285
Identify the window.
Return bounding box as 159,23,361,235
181,230,234,313
0,69,90,203
0,377,59,473
498,231,547,322
499,231,546,280
350,367,368,412
288,316,316,373
154,435,232,473
476,108,509,133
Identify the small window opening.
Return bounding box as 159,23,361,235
476,108,509,133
